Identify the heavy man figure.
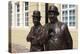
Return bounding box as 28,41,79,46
26,10,44,52
44,5,73,50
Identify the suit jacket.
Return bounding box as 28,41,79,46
26,24,45,52
44,21,73,50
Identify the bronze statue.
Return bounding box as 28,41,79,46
44,5,73,50
26,11,45,52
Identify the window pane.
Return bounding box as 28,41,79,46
69,16,72,21
62,17,68,20
25,2,29,26
25,2,28,10
16,3,20,12
25,21,29,26
62,11,68,16
25,12,28,16
25,16,28,21
25,7,28,10
73,22,75,26
73,16,75,21
62,17,68,25
69,5,75,8
69,22,72,26
25,12,29,26
73,10,75,15
17,14,19,17
69,16,75,21
69,9,75,15
69,21,75,26
25,2,28,6
65,17,68,20
17,14,20,26
62,4,67,9
62,17,64,21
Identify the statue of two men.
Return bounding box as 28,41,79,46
26,5,73,52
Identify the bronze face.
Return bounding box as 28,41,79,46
33,16,40,26
48,11,57,23
48,5,59,23
32,11,41,26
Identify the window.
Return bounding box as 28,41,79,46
62,10,68,16
61,4,76,27
16,2,20,12
25,12,29,26
24,2,29,26
62,10,68,25
69,9,75,26
17,14,20,26
15,2,20,27
25,2,28,10
62,16,68,24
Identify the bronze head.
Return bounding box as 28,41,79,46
48,5,59,23
32,10,41,26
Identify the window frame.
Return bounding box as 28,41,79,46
24,2,29,27
15,2,20,27
61,4,76,29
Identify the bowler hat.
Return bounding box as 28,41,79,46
32,10,41,17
